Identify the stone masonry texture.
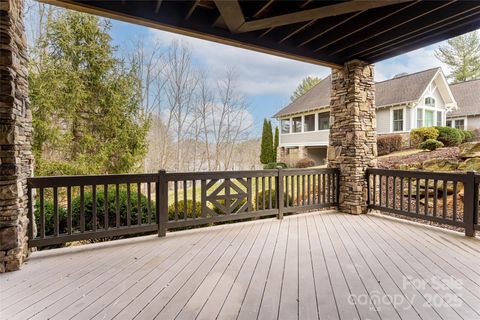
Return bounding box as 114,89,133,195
0,0,33,272
328,60,377,215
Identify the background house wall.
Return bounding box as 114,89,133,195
279,130,329,147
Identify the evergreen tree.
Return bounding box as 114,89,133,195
290,76,321,101
260,119,274,164
435,31,480,83
29,11,150,175
273,126,279,162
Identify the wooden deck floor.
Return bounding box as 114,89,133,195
1,211,480,320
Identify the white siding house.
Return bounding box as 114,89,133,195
275,68,459,166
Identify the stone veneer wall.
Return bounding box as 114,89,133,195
328,60,377,215
0,0,33,272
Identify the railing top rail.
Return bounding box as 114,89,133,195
166,169,278,181
367,168,469,182
28,173,158,188
281,168,338,175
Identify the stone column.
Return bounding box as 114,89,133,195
328,60,377,215
0,0,33,272
298,146,307,159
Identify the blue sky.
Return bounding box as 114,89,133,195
107,19,465,135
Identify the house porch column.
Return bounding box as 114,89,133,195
328,60,377,215
0,0,33,272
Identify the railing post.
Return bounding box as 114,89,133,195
277,168,284,220
464,171,476,237
158,170,168,237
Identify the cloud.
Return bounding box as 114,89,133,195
148,29,330,97
375,43,452,81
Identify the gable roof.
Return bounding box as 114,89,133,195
275,68,440,118
448,79,480,118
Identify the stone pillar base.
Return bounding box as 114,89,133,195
0,0,33,272
328,60,377,215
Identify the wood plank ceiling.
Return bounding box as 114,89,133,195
42,0,480,68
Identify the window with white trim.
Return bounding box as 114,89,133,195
292,117,302,133
392,109,404,132
454,119,465,130
425,97,435,107
425,110,434,127
417,108,423,127
446,120,452,127
318,112,329,130
436,111,442,126
281,119,290,134
304,114,315,132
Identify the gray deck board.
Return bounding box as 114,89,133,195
1,211,480,320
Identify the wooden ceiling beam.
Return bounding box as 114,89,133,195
327,1,454,55
360,8,480,59
311,0,419,51
252,0,275,18
367,16,480,62
297,11,364,47
155,0,163,14
236,0,412,33
213,0,245,32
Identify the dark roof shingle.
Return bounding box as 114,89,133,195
275,68,440,118
448,79,480,117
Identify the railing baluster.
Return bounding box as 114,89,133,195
80,185,85,232
400,177,404,211
385,176,389,208
296,174,300,206
322,173,326,204
174,180,178,221
137,182,141,225
415,179,420,215
312,174,317,205
262,177,266,210
184,180,188,220
147,182,152,224
104,184,109,230
373,174,377,206
27,185,33,241
453,181,457,221
407,177,412,213
379,175,383,207
53,187,59,237
268,176,272,209
115,184,120,228
425,178,429,216
201,179,206,218
443,180,447,219
247,177,252,212
192,180,197,217
392,177,396,210
127,183,131,227
39,188,45,238
92,185,97,231
68,186,72,234
433,180,438,217
285,175,289,208
256,177,259,210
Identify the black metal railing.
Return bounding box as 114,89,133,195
366,168,479,236
27,168,339,247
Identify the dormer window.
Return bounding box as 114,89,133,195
425,97,435,107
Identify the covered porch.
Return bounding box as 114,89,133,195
2,210,480,320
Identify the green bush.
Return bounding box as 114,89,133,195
34,199,68,236
410,127,439,147
34,188,154,237
263,162,288,169
377,135,403,156
71,188,154,230
434,126,463,146
255,190,293,210
461,130,475,142
168,200,202,220
419,139,444,151
296,158,315,168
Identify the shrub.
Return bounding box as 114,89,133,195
256,190,293,210
296,157,315,168
34,199,68,236
461,130,475,142
434,126,463,146
263,162,288,169
419,139,444,151
410,127,439,147
34,188,154,237
71,188,154,231
377,135,403,156
168,200,202,220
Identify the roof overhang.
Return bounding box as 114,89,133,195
40,0,480,68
